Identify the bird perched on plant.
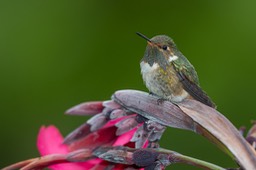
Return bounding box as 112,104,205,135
137,32,216,108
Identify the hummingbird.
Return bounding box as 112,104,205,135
137,32,216,108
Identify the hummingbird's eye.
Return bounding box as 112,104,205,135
162,45,168,50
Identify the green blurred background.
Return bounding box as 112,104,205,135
1,0,256,169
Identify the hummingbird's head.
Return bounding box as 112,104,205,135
137,32,179,70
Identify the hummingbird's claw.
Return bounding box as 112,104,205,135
156,98,167,105
149,92,156,96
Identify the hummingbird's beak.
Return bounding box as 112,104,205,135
136,32,152,43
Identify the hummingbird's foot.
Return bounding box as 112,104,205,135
157,98,167,105
148,92,168,104
149,91,156,96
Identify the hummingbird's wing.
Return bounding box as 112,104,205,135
172,60,216,108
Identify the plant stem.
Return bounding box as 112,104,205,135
158,148,226,170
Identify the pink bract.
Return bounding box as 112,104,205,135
37,124,142,169
37,125,98,170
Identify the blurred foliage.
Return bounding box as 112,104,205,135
1,0,256,169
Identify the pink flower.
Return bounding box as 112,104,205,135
36,100,155,169
37,126,98,170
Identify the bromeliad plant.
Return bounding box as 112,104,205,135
3,90,256,170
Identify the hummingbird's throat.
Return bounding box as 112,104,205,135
168,55,178,62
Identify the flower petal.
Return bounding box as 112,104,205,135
68,126,117,151
103,100,121,110
64,117,126,145
63,123,91,144
113,128,137,146
37,125,98,170
37,125,69,155
115,115,139,136
65,101,103,115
